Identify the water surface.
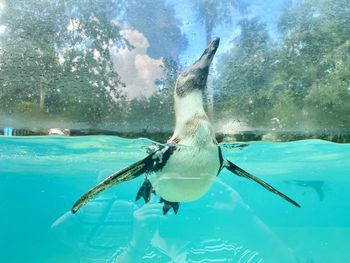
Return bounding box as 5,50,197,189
0,136,349,262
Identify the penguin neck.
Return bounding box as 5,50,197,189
171,90,217,147
174,90,206,128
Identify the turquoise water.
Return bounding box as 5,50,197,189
0,136,349,263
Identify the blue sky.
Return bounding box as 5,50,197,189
170,0,288,65
0,0,288,66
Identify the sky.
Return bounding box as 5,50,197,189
114,0,288,99
113,28,165,99
170,0,288,65
0,1,5,33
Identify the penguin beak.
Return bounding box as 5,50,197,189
175,37,220,96
195,37,220,70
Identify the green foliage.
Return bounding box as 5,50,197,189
0,0,65,112
14,101,47,117
216,0,350,130
0,0,186,130
56,0,128,125
216,18,273,127
0,0,127,127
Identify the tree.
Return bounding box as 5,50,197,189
194,0,247,44
0,0,128,126
193,0,248,119
276,0,350,129
57,0,128,124
216,17,273,127
216,0,350,131
0,0,66,114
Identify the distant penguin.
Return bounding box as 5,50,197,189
72,38,300,215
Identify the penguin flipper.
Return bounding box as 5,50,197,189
72,146,175,214
224,160,301,208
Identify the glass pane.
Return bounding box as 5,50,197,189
1,1,349,263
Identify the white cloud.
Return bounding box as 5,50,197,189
0,25,5,34
112,28,165,99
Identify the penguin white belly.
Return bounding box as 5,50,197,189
149,145,220,202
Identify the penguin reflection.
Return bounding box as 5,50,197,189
53,180,297,263
110,179,296,263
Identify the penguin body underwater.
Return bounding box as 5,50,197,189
72,38,300,215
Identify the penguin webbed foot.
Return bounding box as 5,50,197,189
136,178,180,215
136,177,154,203
159,198,180,215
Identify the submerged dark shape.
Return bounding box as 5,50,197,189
71,37,300,215
286,180,325,201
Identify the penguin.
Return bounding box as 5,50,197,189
71,37,300,215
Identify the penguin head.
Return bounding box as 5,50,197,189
175,37,220,97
